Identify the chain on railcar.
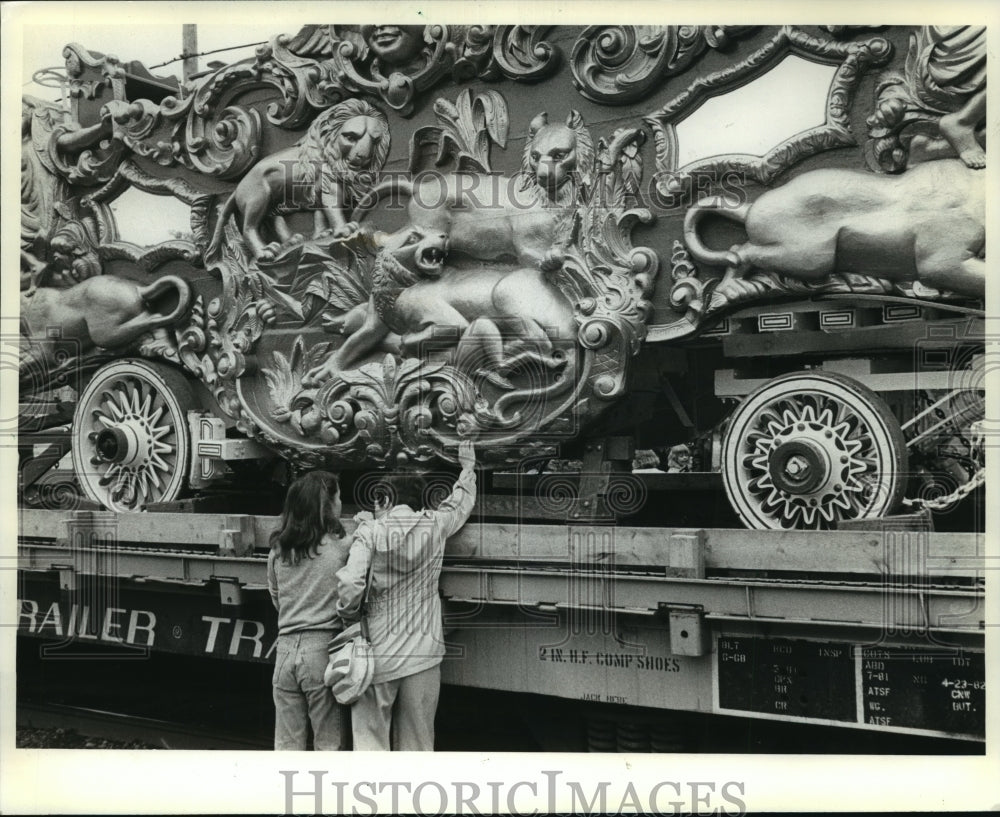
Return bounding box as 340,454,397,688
18,24,986,531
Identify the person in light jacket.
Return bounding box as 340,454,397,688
267,470,349,750
337,440,477,750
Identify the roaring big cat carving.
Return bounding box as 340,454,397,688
18,25,986,530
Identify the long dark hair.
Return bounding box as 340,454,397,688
270,470,343,565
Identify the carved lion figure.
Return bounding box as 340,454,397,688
683,158,985,303
301,224,577,392
20,274,191,385
206,99,390,261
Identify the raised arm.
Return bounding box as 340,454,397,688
432,440,478,541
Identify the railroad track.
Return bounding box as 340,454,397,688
17,701,271,750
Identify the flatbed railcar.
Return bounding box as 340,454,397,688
17,506,986,748
16,22,989,749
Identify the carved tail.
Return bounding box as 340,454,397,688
491,355,576,428
682,196,751,268
99,276,193,350
351,178,415,223
137,275,193,328
204,192,238,261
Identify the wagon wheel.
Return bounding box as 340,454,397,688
721,371,907,530
72,360,195,512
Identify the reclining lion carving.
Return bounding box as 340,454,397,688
206,99,390,261
301,224,577,403
20,274,191,384
683,158,985,303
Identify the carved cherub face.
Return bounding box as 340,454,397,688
527,117,580,196
361,25,425,65
333,115,389,170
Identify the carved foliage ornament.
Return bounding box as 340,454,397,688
87,25,561,186
571,26,756,105
205,91,657,467
646,26,893,198
866,25,986,172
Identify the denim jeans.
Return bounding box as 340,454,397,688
273,630,344,750
351,664,441,751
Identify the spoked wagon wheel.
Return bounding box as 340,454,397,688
721,371,907,530
72,360,195,512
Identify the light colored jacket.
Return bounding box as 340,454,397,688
336,464,476,684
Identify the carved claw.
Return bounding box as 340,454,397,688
478,369,516,391
725,249,745,272
321,313,349,334
256,243,281,263
540,247,565,273
256,301,277,326
333,221,360,239
302,361,338,388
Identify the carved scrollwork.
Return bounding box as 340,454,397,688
330,25,455,116
488,26,561,82
207,91,658,467
646,26,892,198
55,45,185,185
184,104,263,178
571,26,755,105
127,43,314,177
82,160,209,267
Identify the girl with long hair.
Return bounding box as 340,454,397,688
267,470,349,750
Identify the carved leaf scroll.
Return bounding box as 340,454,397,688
571,26,756,105
646,26,892,196
409,88,509,173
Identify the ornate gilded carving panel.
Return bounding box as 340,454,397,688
20,24,986,474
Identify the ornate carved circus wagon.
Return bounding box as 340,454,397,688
19,24,987,531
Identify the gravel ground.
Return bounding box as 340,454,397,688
16,726,160,750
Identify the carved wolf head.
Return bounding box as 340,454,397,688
521,110,595,201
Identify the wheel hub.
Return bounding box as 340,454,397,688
768,438,828,495
72,363,193,512
749,403,866,525
95,421,151,468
